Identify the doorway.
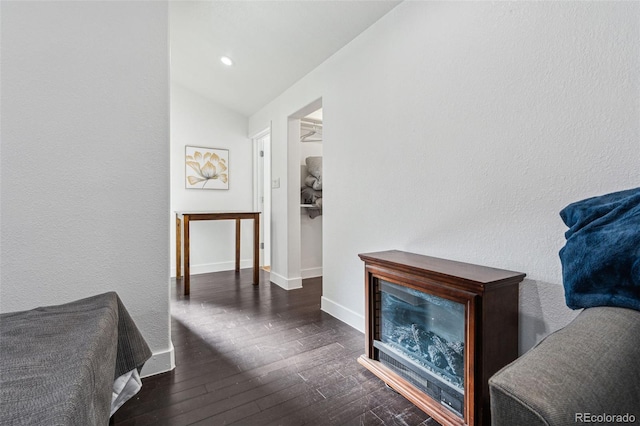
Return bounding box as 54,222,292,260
253,129,271,270
299,108,323,279
288,97,323,285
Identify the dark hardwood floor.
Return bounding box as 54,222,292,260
113,269,438,426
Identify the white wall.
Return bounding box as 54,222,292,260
170,84,255,276
0,1,173,376
249,1,640,353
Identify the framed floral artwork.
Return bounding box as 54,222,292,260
185,146,229,190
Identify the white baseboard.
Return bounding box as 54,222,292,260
140,343,175,378
171,259,254,278
301,267,323,279
269,271,303,290
321,296,364,333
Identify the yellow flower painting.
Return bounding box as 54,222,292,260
185,146,229,189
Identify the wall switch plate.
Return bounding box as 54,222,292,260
272,178,280,188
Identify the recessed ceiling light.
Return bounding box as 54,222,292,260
220,56,233,66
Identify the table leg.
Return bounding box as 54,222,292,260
175,215,181,278
184,214,190,296
235,218,241,273
253,213,260,284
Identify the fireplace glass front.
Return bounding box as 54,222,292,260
374,279,465,417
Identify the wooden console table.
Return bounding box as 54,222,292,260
175,211,261,295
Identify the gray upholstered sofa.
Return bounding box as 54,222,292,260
489,306,640,426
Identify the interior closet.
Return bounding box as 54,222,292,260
300,109,323,278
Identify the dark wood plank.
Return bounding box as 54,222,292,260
113,270,437,425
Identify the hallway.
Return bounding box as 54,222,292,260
113,270,436,425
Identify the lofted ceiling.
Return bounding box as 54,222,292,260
170,1,402,117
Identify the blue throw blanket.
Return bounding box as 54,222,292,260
559,187,640,311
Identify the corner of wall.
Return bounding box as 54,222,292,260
269,271,303,290
321,296,364,333
140,343,175,378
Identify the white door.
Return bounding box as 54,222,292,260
255,133,271,269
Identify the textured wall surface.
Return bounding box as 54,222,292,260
0,1,173,375
250,1,640,353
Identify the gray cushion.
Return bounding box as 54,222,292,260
489,307,640,426
305,156,322,179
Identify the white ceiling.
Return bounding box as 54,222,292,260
170,1,402,117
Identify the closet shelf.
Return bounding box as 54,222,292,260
300,204,321,209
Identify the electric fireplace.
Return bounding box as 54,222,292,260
378,279,466,416
358,250,526,426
